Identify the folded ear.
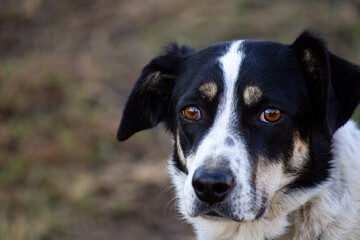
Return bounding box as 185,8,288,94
291,30,360,134
117,43,195,141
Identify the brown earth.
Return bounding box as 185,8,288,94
1,0,360,240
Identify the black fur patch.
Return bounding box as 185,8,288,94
117,43,195,141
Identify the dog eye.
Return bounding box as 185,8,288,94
260,108,282,123
182,106,201,121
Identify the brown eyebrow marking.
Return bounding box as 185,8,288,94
198,81,218,101
243,85,263,106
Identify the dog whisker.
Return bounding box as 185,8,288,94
157,185,174,201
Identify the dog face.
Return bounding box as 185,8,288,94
117,32,360,223
169,40,309,221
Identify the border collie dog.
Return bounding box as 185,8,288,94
117,31,360,240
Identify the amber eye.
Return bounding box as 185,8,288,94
260,108,282,123
183,106,201,121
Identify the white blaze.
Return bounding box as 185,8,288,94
190,40,248,169
183,41,253,219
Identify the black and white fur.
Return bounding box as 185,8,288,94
117,31,360,240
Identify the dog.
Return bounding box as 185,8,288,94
117,31,360,240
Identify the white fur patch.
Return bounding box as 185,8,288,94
254,157,283,200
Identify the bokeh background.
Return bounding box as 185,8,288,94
1,0,360,239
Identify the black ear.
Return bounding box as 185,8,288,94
117,43,195,141
329,52,360,129
291,30,360,134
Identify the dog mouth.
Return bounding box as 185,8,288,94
200,209,243,222
202,211,244,222
201,210,228,221
205,211,222,218
191,205,227,220
192,200,268,222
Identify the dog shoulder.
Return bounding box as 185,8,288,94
289,120,360,239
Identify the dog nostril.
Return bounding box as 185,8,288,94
213,182,231,195
192,168,234,205
193,181,205,194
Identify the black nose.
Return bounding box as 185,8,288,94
192,168,234,205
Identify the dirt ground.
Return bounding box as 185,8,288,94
71,133,195,240
72,141,194,240
52,127,196,240
1,1,360,240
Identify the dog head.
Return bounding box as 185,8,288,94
117,31,360,222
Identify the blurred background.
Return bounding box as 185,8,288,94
1,0,360,239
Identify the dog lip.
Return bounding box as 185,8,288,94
201,211,225,221
205,211,222,217
192,201,247,222
195,208,225,219
201,211,244,222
